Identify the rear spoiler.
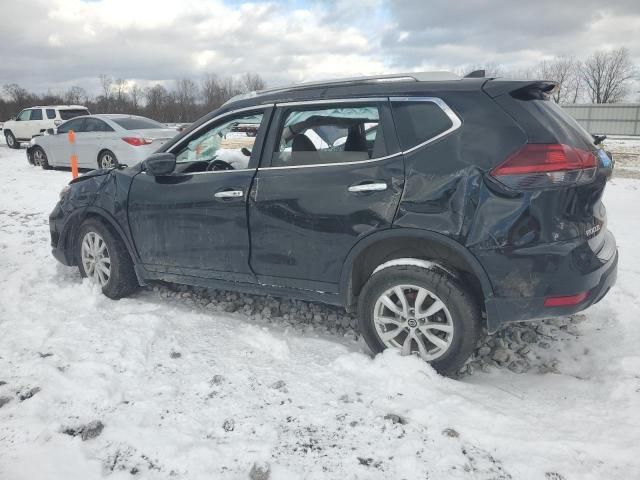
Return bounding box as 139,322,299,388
482,80,557,99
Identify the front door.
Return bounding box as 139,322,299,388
48,117,86,167
128,107,272,281
13,109,32,139
249,100,404,292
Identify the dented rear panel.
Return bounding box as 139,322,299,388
393,81,617,329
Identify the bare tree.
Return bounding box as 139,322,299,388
144,84,171,121
201,73,224,111
129,84,143,113
535,56,582,103
241,72,266,92
580,48,634,103
112,78,130,112
64,86,87,105
3,83,30,105
174,78,199,122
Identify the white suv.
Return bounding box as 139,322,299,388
3,105,90,149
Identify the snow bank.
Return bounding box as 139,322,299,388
1,145,639,479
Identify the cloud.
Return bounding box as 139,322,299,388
0,0,638,97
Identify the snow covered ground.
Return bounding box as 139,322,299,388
1,142,639,480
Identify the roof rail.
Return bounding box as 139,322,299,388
223,71,460,106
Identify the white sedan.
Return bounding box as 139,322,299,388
27,114,178,170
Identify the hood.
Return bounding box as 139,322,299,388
69,168,112,185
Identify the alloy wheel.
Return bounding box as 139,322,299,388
33,148,45,166
100,153,115,169
373,284,454,361
81,231,111,286
6,134,15,147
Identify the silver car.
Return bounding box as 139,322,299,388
27,114,178,170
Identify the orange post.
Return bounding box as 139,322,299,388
68,130,78,179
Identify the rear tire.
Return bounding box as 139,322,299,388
4,131,19,149
357,264,480,377
98,150,118,169
77,218,139,299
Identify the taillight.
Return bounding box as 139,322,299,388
491,143,597,190
122,137,153,146
54,120,62,126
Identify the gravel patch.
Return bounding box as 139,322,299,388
148,282,586,377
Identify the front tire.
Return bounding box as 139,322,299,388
357,264,480,377
77,219,139,299
98,150,118,169
32,146,51,169
4,131,19,149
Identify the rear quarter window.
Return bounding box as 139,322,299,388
391,101,454,151
59,109,90,120
112,117,164,130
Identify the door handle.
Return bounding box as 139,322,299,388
214,190,243,199
348,182,387,193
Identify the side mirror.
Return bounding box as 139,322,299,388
143,152,176,176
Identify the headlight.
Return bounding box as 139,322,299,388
59,185,71,201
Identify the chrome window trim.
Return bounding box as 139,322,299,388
257,96,461,171
162,104,273,176
275,97,387,107
258,152,403,171
167,104,274,155
389,96,462,154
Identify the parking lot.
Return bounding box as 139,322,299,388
0,139,639,479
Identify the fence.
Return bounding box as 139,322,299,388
562,103,640,136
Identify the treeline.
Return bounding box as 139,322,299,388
0,72,266,123
462,47,636,104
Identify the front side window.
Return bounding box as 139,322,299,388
17,110,30,121
30,109,43,120
272,104,384,167
57,118,85,134
391,101,454,151
174,112,264,172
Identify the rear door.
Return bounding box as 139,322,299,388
127,107,272,280
248,99,404,292
77,117,115,168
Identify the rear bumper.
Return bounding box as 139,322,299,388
484,231,618,332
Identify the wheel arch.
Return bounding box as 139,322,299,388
62,206,140,267
340,228,495,318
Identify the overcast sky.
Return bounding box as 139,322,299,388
1,0,639,96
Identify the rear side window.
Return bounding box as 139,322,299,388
59,109,89,120
83,118,114,132
391,101,454,151
112,117,164,130
29,109,43,120
272,104,386,167
46,109,56,119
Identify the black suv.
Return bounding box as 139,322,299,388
49,72,617,375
